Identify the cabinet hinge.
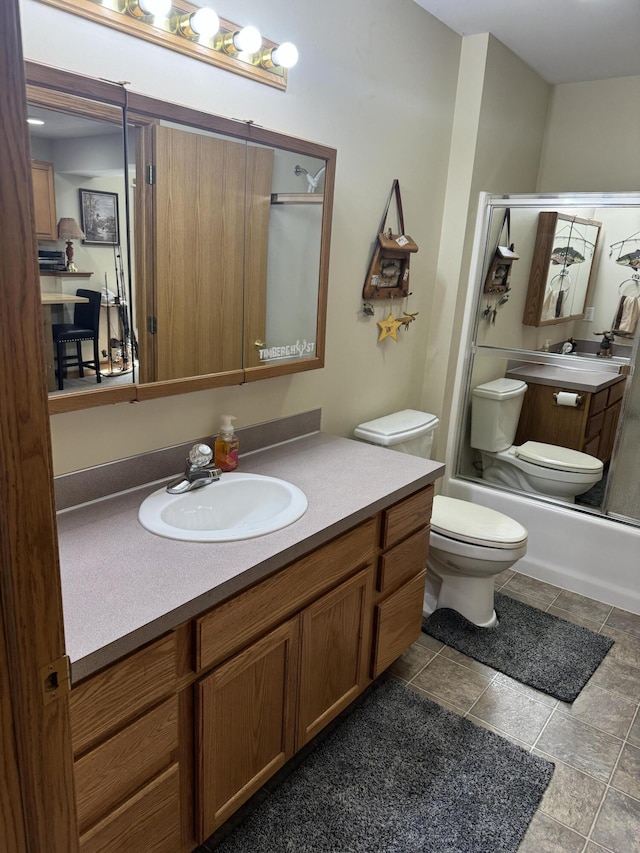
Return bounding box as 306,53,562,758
147,164,156,185
40,655,71,705
147,316,157,334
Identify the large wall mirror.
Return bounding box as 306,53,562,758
454,191,640,524
26,63,336,414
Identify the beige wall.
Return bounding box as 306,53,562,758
21,0,461,474
538,76,640,192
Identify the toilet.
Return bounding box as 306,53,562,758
471,378,603,502
354,410,528,627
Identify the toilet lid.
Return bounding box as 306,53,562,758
431,495,528,549
354,410,439,445
515,441,603,474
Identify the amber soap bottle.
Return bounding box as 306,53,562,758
214,415,239,471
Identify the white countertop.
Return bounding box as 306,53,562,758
58,433,445,682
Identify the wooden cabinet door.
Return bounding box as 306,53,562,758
151,125,247,381
31,160,57,239
297,566,374,749
196,617,299,841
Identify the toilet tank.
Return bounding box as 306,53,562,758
471,379,527,452
354,410,439,458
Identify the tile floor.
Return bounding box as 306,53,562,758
389,569,640,853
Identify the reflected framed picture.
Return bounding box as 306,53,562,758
79,188,120,246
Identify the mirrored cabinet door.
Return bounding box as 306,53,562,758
27,83,137,410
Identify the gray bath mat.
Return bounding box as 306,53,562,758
423,591,614,702
213,678,554,853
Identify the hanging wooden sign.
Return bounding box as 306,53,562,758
483,208,519,294
363,179,419,300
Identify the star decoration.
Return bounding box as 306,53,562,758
377,312,403,342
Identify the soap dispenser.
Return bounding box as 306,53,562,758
214,415,239,471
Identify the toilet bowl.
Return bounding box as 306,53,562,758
428,495,528,627
471,378,603,502
354,410,528,626
480,441,603,502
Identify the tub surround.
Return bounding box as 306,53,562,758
58,431,445,682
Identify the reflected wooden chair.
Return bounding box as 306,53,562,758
52,288,102,391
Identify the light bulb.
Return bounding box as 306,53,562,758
271,42,298,69
190,7,219,38
137,0,172,17
234,25,262,54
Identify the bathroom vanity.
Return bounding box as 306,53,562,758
57,432,443,851
507,364,627,462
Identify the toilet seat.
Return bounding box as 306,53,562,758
515,441,603,474
431,495,528,549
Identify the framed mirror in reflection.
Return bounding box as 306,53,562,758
26,62,336,414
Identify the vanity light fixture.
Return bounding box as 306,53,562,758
35,0,298,90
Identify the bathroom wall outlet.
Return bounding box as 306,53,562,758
584,307,595,321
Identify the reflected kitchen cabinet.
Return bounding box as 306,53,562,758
32,159,57,240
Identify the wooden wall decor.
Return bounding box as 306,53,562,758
363,180,418,301
483,208,519,295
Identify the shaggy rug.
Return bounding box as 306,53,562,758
422,591,614,702
213,678,554,853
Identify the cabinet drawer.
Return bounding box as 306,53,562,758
196,520,375,672
590,387,609,416
75,696,179,832
70,634,177,755
79,763,181,853
380,487,433,550
608,379,625,406
372,569,426,677
378,526,429,593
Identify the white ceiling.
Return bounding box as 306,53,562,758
413,0,640,84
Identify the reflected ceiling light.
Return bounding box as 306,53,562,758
27,117,45,125
177,6,219,39
125,0,172,19
261,41,299,69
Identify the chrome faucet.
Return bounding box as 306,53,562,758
166,444,222,494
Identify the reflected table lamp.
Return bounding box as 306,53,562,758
57,217,85,272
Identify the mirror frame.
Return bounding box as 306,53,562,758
25,62,336,415
450,190,640,520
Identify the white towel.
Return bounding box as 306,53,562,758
613,295,639,336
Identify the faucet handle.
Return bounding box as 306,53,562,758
188,443,213,468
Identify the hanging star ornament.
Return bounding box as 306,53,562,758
377,312,403,342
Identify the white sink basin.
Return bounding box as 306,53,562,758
138,472,308,542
